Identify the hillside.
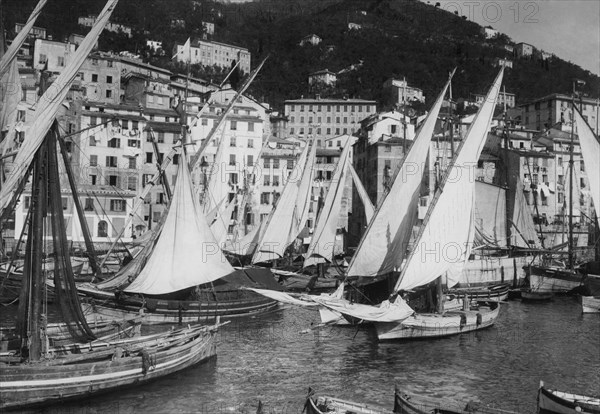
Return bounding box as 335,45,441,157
4,0,599,110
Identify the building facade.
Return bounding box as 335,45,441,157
519,93,599,134
175,39,251,74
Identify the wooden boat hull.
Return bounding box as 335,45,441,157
306,393,392,414
582,296,600,313
455,255,528,287
82,293,278,325
537,384,600,414
528,266,583,294
375,305,500,341
521,291,554,301
446,283,510,302
394,389,517,413
0,325,217,410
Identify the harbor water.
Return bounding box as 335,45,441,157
5,296,599,414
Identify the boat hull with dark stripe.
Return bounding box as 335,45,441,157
537,383,600,413
0,324,218,410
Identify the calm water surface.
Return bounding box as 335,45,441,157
5,296,599,414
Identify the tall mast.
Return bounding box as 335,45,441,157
449,72,454,158
568,91,575,269
502,86,511,249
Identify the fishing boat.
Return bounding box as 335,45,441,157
581,296,600,313
0,2,223,409
446,283,510,302
310,69,505,340
70,57,280,324
528,102,600,295
537,381,600,414
305,387,517,414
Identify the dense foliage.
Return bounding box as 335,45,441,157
5,0,598,111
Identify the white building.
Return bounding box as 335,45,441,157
78,15,132,37
361,110,416,144
308,69,337,87
494,57,513,69
299,34,322,47
175,39,251,74
33,38,77,72
482,26,498,39
383,78,425,104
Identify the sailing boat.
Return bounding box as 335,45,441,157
247,70,457,323
311,69,504,340
0,1,220,409
527,104,598,295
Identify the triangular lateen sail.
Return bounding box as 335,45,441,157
304,144,351,268
574,109,599,219
510,178,539,248
252,143,311,263
124,150,234,295
395,68,504,292
0,0,119,219
346,71,454,278
473,181,507,248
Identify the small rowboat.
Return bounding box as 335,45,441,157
581,296,600,313
537,381,600,413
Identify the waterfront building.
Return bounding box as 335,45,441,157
174,39,251,74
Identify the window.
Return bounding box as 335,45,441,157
108,175,118,186
264,175,270,186
61,197,68,210
581,177,586,188
102,152,120,170
248,122,254,132
173,154,179,165
90,116,97,126
337,140,341,147
142,174,153,186
127,176,137,191
146,153,153,163
558,157,563,167
57,56,65,67
157,132,165,143
230,137,237,147
128,157,136,169
558,192,564,204
97,221,108,237
89,136,96,146
127,139,138,147
157,153,164,164
121,120,129,130
132,121,139,131
264,159,270,168
84,198,94,211
558,175,564,185
261,192,270,204
89,174,97,185
385,144,391,153
230,173,238,185
287,160,294,169
580,160,585,172
273,159,280,169
201,118,208,126
328,141,333,147
108,138,120,148
107,60,113,67
336,117,340,123
230,120,237,130
89,155,98,166
110,199,126,212
39,53,47,64
229,154,236,166
273,175,280,186
106,75,113,84
248,138,254,148
106,90,112,98
91,74,98,82
247,155,254,166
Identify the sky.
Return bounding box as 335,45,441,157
431,0,600,75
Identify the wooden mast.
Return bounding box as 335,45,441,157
568,92,575,269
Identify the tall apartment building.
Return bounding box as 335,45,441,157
33,38,76,72
284,97,377,147
174,39,251,74
519,93,599,135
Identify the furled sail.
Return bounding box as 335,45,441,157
395,68,504,292
0,0,119,219
510,179,539,248
310,295,414,323
574,109,599,219
252,144,310,263
346,73,454,278
473,181,507,248
124,150,235,295
0,0,47,79
304,144,351,268
349,164,375,222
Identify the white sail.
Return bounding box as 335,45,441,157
0,0,119,218
292,140,318,237
0,0,48,79
223,223,261,256
346,74,453,278
310,295,414,323
473,181,507,248
574,110,599,219
210,196,237,246
395,68,504,292
252,144,310,263
510,179,539,248
125,150,234,295
304,144,351,268
0,60,21,157
349,163,375,222
202,130,230,217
